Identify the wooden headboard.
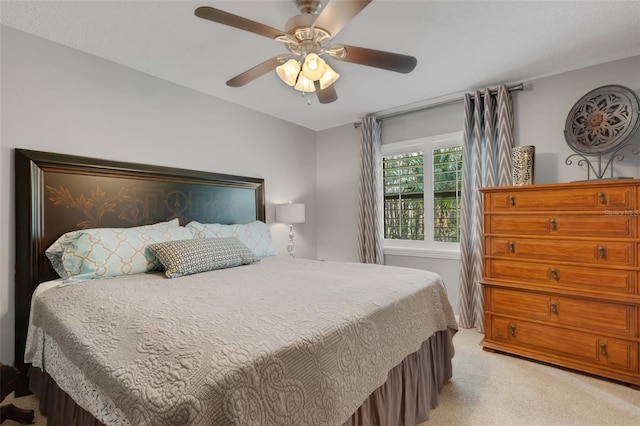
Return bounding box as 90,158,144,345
14,149,265,381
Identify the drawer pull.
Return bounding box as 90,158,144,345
508,241,516,254
550,268,560,281
550,301,559,315
509,195,516,207
549,219,558,231
597,246,607,259
597,192,607,205
600,343,608,358
509,325,516,337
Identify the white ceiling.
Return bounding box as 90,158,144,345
2,0,639,131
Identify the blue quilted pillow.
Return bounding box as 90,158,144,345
186,220,276,258
46,219,192,280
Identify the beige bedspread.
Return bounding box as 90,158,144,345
26,257,457,426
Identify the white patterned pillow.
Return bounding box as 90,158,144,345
148,237,259,278
186,220,276,258
45,219,192,280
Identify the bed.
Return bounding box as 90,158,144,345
14,148,458,426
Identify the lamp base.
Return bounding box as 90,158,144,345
287,224,296,258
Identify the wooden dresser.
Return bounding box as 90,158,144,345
481,179,640,389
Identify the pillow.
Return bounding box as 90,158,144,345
148,237,259,278
186,220,276,258
45,218,181,278
45,219,192,280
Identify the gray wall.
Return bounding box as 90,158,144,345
316,55,640,316
0,26,318,364
517,56,640,183
315,124,361,262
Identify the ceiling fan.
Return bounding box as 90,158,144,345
194,0,417,104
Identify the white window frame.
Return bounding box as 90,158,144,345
381,131,463,260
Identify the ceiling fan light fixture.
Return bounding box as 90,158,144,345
301,53,326,81
319,64,340,90
276,59,301,86
194,1,417,105
294,74,316,92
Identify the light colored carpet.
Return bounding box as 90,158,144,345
423,328,639,426
3,328,639,425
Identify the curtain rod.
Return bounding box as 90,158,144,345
354,82,524,128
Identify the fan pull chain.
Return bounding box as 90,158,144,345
302,92,312,106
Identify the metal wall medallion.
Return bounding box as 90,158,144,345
564,85,640,155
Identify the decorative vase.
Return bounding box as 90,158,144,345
512,145,535,185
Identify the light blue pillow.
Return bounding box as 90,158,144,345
186,220,276,258
46,219,193,280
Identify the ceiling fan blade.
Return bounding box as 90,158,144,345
312,0,372,38
226,56,282,87
330,45,417,73
314,81,338,104
195,6,285,40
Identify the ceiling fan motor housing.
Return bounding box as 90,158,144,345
284,12,331,57
285,13,317,38
295,0,321,14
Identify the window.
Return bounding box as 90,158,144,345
381,132,463,257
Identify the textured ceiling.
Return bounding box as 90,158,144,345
2,0,639,131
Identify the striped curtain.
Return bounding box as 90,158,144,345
459,85,514,331
357,115,384,264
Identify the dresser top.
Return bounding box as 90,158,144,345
481,179,640,193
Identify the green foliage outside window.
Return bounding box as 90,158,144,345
383,152,424,240
383,147,462,242
433,146,462,242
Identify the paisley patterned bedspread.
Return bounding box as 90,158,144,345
25,257,457,426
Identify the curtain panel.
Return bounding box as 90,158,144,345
357,115,384,264
459,85,514,331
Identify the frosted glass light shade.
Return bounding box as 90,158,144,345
276,59,301,86
294,74,315,92
275,203,305,224
301,53,326,81
318,65,340,90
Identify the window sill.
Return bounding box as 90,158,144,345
383,246,460,260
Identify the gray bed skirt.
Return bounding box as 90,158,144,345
30,328,455,426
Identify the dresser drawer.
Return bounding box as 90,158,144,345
486,214,634,238
488,316,638,374
486,186,634,212
484,259,636,295
486,288,637,337
486,237,636,267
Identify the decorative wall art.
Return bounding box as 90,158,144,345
564,84,640,180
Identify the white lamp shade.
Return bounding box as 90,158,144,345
294,74,315,92
301,53,326,81
276,59,300,86
276,203,305,224
318,64,340,90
